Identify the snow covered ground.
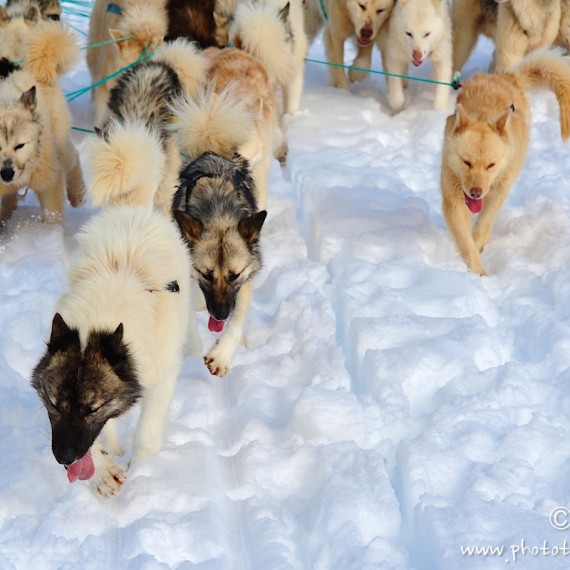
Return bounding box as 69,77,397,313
2,10,570,569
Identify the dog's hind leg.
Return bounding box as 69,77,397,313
204,280,253,377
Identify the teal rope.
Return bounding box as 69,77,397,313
61,0,94,6
71,126,96,133
61,6,91,17
66,43,154,102
304,57,462,90
82,35,134,50
65,20,88,36
318,0,328,21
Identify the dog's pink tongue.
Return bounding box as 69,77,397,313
465,195,483,214
66,450,94,483
208,316,225,333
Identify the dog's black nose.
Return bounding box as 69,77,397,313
0,167,14,182
53,445,78,466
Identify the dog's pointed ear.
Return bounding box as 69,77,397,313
278,2,290,23
454,104,471,131
109,29,127,53
24,4,41,22
48,313,79,354
238,210,267,243
174,210,203,243
20,86,37,112
495,105,514,135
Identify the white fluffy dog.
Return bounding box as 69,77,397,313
377,0,452,111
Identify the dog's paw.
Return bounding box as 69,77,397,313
348,66,368,84
204,341,231,377
90,446,126,497
331,76,351,90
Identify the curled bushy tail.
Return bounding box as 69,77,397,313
512,50,570,140
169,86,254,160
88,121,165,208
231,1,294,85
154,38,209,99
22,20,80,85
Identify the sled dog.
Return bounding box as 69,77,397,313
494,0,561,71
87,0,168,126
0,22,85,226
378,0,453,111
451,0,499,73
89,39,208,213
32,206,193,496
441,51,570,275
303,0,394,89
171,86,267,377
230,0,308,115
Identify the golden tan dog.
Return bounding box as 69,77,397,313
303,0,394,90
452,0,499,73
87,0,168,126
441,51,570,275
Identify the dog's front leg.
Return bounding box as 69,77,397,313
283,64,304,114
130,370,178,465
324,28,351,89
443,192,487,276
431,55,452,111
205,281,253,377
89,442,126,497
349,42,374,83
472,184,511,255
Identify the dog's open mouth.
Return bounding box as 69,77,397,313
208,316,225,333
66,450,95,483
412,58,424,68
465,195,483,214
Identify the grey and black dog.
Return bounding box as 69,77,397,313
173,151,266,377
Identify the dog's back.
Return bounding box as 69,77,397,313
166,0,218,46
60,206,191,379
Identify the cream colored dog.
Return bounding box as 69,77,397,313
303,0,394,90
378,0,452,111
87,0,168,126
494,0,561,71
0,22,85,226
441,51,570,275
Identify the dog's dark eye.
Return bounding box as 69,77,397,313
358,3,366,10
14,143,25,150
424,32,431,38
199,270,214,283
487,162,495,170
405,31,412,37
228,271,241,283
463,159,472,168
85,404,102,415
376,8,384,13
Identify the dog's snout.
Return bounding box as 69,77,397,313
469,187,483,200
0,167,14,182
